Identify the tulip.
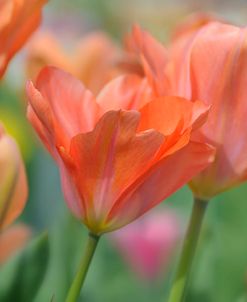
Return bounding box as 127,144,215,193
26,66,214,301
0,127,29,263
129,21,247,200
0,125,28,230
26,66,215,234
166,23,247,300
111,210,181,281
0,0,47,78
168,20,247,201
26,31,123,94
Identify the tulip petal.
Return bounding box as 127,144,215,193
172,12,218,41
65,110,164,232
27,67,100,152
97,74,151,112
127,25,168,95
138,96,209,157
106,141,215,231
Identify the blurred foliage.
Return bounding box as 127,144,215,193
0,82,35,161
0,232,49,302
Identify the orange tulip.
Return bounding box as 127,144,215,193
26,66,214,234
0,0,47,78
129,21,247,199
170,21,247,199
0,125,28,230
26,31,124,94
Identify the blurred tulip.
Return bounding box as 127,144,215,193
0,0,47,78
26,32,72,81
0,223,31,264
26,31,125,94
26,66,214,234
73,32,122,94
111,210,181,280
0,125,28,230
129,21,247,200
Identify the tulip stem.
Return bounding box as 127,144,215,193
65,232,100,302
167,197,208,302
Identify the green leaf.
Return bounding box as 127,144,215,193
0,232,49,302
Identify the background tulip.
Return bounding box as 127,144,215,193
168,20,247,200
0,0,47,78
0,125,28,230
25,31,122,94
128,21,247,200
110,210,181,281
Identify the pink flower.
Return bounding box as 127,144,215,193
110,210,181,280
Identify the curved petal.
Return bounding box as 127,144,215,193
57,155,86,220
138,96,209,157
26,67,100,152
127,25,168,95
171,12,218,41
106,141,215,231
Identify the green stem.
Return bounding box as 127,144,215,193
65,232,100,302
167,197,208,302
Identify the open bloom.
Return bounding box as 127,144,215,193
26,31,124,94
128,21,247,200
26,66,214,234
0,0,47,78
111,210,181,280
0,125,28,230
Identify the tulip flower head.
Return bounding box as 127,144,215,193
169,20,247,199
26,66,214,234
0,0,47,78
111,210,181,280
0,125,28,230
128,21,247,200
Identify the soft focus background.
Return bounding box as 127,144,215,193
1,0,247,301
